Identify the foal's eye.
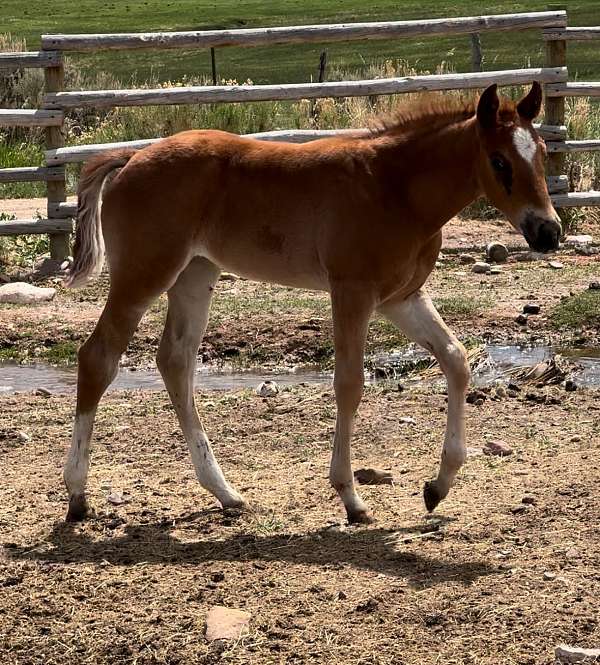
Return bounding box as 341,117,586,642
491,155,507,172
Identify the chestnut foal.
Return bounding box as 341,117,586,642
64,82,561,523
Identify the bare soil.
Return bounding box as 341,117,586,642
1,383,599,664
2,213,598,369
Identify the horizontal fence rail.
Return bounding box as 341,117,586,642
43,67,568,110
45,124,567,165
0,109,64,127
551,191,600,207
0,218,73,236
41,11,567,52
543,27,600,41
0,166,65,183
546,81,600,97
547,139,600,153
0,51,62,69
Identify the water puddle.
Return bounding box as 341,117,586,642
0,345,598,395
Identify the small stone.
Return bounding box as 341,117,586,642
548,261,564,269
483,440,513,457
466,447,483,457
435,261,443,269
522,495,537,505
565,547,580,560
555,644,600,663
219,272,239,281
543,571,556,581
510,504,528,515
507,389,519,398
354,468,394,485
466,390,487,404
107,492,126,505
570,435,582,443
210,572,225,583
494,385,507,399
523,303,541,315
515,313,528,325
507,382,521,392
255,380,279,397
0,282,56,305
399,416,416,425
35,388,52,398
486,241,509,263
33,257,65,278
564,234,593,246
459,254,476,265
206,606,250,641
589,282,600,291
336,590,347,600
490,267,503,275
474,398,485,406
16,431,30,443
565,379,577,392
472,261,491,274
575,245,599,256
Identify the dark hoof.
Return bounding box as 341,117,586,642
66,494,89,522
423,481,442,513
347,509,375,525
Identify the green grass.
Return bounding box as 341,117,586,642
550,289,600,329
2,1,600,84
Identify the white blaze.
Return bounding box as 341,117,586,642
513,127,537,163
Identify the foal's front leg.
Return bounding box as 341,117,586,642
379,289,471,512
329,284,375,523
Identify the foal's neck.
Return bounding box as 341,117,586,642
376,117,481,236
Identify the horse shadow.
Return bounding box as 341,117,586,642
7,510,496,590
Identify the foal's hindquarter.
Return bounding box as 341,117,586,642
65,123,478,523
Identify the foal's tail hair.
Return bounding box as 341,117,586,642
65,149,136,288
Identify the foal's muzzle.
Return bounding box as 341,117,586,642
521,212,561,253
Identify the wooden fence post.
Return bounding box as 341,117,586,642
43,58,70,261
545,5,567,188
470,33,483,71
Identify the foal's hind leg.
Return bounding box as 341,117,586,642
64,291,151,521
156,257,246,510
329,285,375,523
378,289,471,512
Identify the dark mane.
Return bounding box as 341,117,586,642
369,95,517,137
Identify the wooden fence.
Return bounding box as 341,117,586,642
1,9,599,258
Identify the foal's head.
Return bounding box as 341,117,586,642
475,82,561,252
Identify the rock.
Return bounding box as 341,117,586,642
472,261,491,274
466,447,483,457
206,606,251,641
507,389,519,398
523,303,541,315
33,257,64,278
474,398,485,406
466,390,487,404
17,431,30,443
494,385,508,399
589,282,600,291
107,492,126,505
489,267,503,275
219,272,239,281
0,273,10,284
575,245,599,256
35,388,52,398
555,644,600,663
564,234,593,246
0,282,56,305
486,241,509,263
510,504,528,515
354,468,394,485
565,379,578,392
570,435,582,443
548,260,564,269
399,416,416,425
459,253,476,265
435,261,443,269
522,495,537,505
255,380,279,397
515,313,528,325
543,571,556,581
483,440,513,457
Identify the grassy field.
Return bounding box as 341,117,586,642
1,1,599,83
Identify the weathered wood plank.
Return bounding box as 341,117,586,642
0,51,62,70
41,11,567,52
43,67,567,110
547,140,600,153
552,191,600,207
0,109,64,127
0,166,65,183
546,82,600,97
48,201,77,218
0,218,73,236
543,27,600,41
45,124,569,165
546,175,569,194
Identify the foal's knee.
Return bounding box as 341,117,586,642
334,370,364,414
444,340,470,392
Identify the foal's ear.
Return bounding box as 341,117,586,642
476,84,499,128
517,81,543,121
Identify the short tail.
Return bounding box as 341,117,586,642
65,149,136,288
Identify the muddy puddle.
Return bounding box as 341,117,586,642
0,345,598,395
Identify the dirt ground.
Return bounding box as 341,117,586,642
0,382,599,664
1,212,599,369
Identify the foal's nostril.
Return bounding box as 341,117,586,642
521,215,560,253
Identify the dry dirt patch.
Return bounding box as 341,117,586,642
1,384,599,664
